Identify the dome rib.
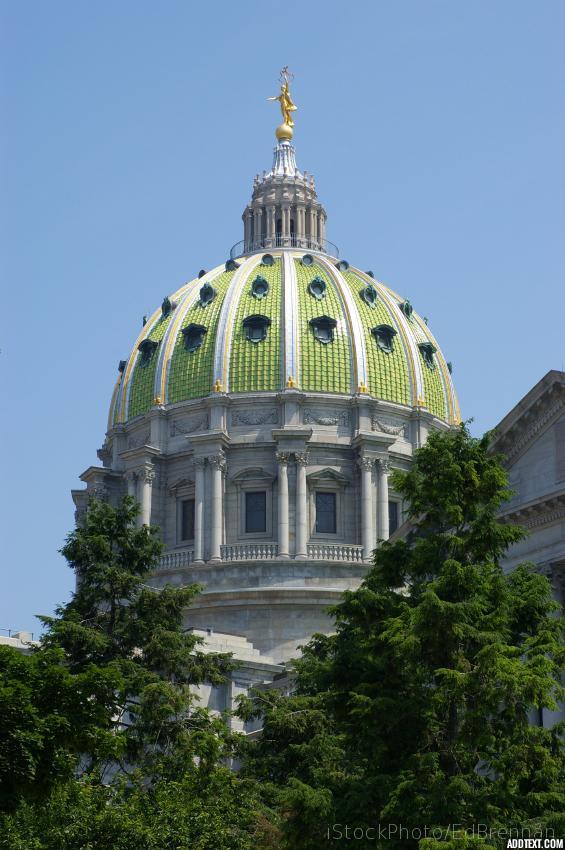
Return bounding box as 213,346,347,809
317,256,367,393
214,255,262,392
282,251,299,386
358,269,424,408
158,266,223,404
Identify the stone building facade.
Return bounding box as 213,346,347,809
72,103,460,686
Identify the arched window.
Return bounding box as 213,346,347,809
419,342,437,369
199,282,216,306
371,324,397,354
182,324,207,353
243,314,271,343
310,315,337,344
138,338,158,366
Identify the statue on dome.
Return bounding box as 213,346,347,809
268,67,297,140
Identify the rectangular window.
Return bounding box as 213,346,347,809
181,499,195,541
315,491,336,534
245,491,266,533
388,501,399,535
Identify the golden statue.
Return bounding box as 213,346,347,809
268,66,297,140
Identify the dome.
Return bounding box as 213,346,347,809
110,252,459,428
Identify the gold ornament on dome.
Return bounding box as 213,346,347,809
268,66,297,141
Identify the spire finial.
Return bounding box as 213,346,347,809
267,66,297,141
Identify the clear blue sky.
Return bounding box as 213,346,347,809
1,1,564,634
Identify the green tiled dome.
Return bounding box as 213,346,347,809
110,250,460,427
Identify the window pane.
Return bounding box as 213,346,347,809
245,491,266,533
315,491,336,534
388,501,399,535
181,499,195,541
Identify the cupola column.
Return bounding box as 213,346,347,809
244,210,253,252
377,459,390,542
193,457,206,564
208,452,226,562
308,208,317,246
318,211,325,246
267,205,276,245
139,465,155,526
253,208,263,244
295,451,309,559
358,456,375,561
276,452,291,558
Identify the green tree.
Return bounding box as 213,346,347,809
240,425,565,849
0,497,265,848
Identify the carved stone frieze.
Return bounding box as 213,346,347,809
170,414,209,436
303,408,350,426
231,408,279,426
127,429,150,449
372,417,407,438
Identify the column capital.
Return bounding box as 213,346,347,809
139,465,156,485
295,451,310,466
357,456,375,471
125,470,137,482
276,451,292,466
193,456,207,468
378,459,391,475
207,452,226,472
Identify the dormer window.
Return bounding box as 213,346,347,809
251,276,269,300
261,253,274,266
118,359,127,373
301,254,314,266
308,276,326,300
243,314,271,343
199,282,216,307
335,260,349,272
365,270,375,278
310,315,337,344
361,285,378,308
419,342,437,369
371,324,397,353
400,300,413,320
182,323,207,353
138,338,159,366
161,296,177,316
225,259,239,272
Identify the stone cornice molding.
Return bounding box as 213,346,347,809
500,491,565,531
491,375,565,467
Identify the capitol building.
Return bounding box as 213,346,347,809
73,71,464,703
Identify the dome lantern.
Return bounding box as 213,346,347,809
238,68,330,258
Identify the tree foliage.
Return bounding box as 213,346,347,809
239,425,565,849
0,497,262,848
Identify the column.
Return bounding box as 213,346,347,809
245,211,253,251
317,211,325,249
309,208,317,248
125,471,137,512
267,205,276,245
276,452,290,558
253,208,263,245
377,459,390,542
208,452,226,562
358,456,374,561
295,451,309,559
282,205,290,245
193,457,205,564
139,465,155,526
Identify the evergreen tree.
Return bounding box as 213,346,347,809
0,497,264,849
240,425,565,849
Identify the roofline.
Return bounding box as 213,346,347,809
490,370,565,446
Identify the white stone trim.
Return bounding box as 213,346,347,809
159,265,224,403
213,254,263,391
282,251,299,385
354,269,424,406
318,256,368,393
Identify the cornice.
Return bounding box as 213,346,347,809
500,491,565,531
